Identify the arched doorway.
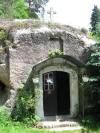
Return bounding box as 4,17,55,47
33,57,80,119
43,71,70,116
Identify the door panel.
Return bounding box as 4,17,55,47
43,71,70,116
56,71,70,115
43,72,57,116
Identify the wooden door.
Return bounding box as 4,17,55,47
43,72,57,116
43,71,70,116
56,71,70,115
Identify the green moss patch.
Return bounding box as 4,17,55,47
0,28,7,41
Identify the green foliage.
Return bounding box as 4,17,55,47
91,22,100,42
12,0,29,19
28,11,38,18
0,29,7,41
48,49,64,58
96,22,100,35
85,43,100,114
0,124,82,133
87,43,100,67
95,22,100,41
0,0,38,19
90,5,100,41
11,88,34,121
0,107,78,133
0,106,11,126
90,5,100,35
88,31,100,42
11,84,40,125
0,106,99,133
0,1,4,16
81,116,100,133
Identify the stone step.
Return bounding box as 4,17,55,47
36,121,81,129
48,126,82,131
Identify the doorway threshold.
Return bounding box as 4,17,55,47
43,115,72,121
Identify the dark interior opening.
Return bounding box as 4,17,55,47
43,71,70,116
0,81,8,105
55,71,70,115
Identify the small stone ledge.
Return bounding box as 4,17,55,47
36,120,82,131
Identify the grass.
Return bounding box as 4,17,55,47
0,122,99,133
0,124,81,133
0,107,100,133
0,119,81,133
0,119,100,133
0,106,79,133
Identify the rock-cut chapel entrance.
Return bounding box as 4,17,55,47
34,57,80,119
43,71,70,116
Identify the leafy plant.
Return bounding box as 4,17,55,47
85,43,100,115
13,0,29,19
0,106,11,126
0,0,38,19
48,49,64,58
0,29,7,41
11,84,40,125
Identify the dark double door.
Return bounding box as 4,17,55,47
43,71,70,116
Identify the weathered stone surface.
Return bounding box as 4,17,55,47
5,89,17,109
9,27,86,89
0,52,6,64
0,21,94,110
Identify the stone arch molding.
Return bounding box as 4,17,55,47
33,57,79,120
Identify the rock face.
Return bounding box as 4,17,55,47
9,27,86,88
0,21,91,109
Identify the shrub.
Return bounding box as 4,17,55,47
11,84,40,125
0,106,11,126
85,43,100,115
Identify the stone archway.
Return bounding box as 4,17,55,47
33,57,79,120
